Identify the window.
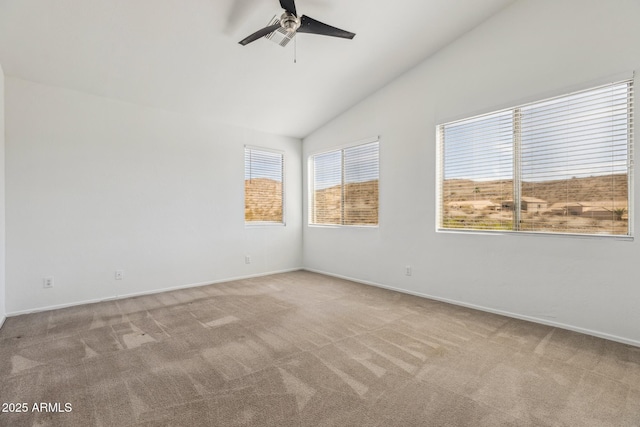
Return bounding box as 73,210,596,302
437,79,633,236
310,139,379,226
244,147,284,224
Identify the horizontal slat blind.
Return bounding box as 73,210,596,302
344,142,379,225
440,111,514,230
520,82,632,234
438,79,633,236
312,150,343,225
245,147,284,223
311,140,379,226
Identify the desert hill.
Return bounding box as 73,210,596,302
245,178,283,222
444,174,627,204
312,180,379,225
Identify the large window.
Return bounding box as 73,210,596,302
437,80,633,236
244,147,284,224
310,140,379,226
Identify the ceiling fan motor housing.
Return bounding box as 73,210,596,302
280,11,300,33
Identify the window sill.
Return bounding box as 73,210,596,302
308,224,379,229
245,222,286,228
437,228,633,241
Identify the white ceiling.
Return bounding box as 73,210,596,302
0,0,515,138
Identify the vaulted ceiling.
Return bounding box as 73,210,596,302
0,0,515,138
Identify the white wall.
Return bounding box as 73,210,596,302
303,0,640,345
0,63,6,326
5,77,302,314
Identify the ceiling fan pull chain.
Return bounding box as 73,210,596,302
294,35,297,64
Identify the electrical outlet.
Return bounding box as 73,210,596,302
245,255,251,265
115,270,124,280
43,276,54,288
405,265,412,276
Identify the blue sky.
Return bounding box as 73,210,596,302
443,82,631,182
313,142,379,190
245,149,283,181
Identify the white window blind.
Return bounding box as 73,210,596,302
244,147,284,224
438,79,633,236
311,140,379,226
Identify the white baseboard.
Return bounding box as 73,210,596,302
0,315,6,330
303,268,640,349
6,268,303,317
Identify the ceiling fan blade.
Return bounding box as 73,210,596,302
239,23,282,46
279,0,297,16
298,15,355,39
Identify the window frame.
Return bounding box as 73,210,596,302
308,137,380,228
244,145,286,227
436,78,634,240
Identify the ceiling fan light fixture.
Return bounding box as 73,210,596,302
280,11,300,33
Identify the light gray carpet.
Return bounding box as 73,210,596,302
0,271,639,426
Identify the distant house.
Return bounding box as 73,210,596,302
501,200,515,211
565,203,584,216
582,206,615,220
501,197,547,212
548,202,581,215
521,197,548,212
580,202,627,220
548,201,627,219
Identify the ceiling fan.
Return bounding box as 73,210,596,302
239,0,355,46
